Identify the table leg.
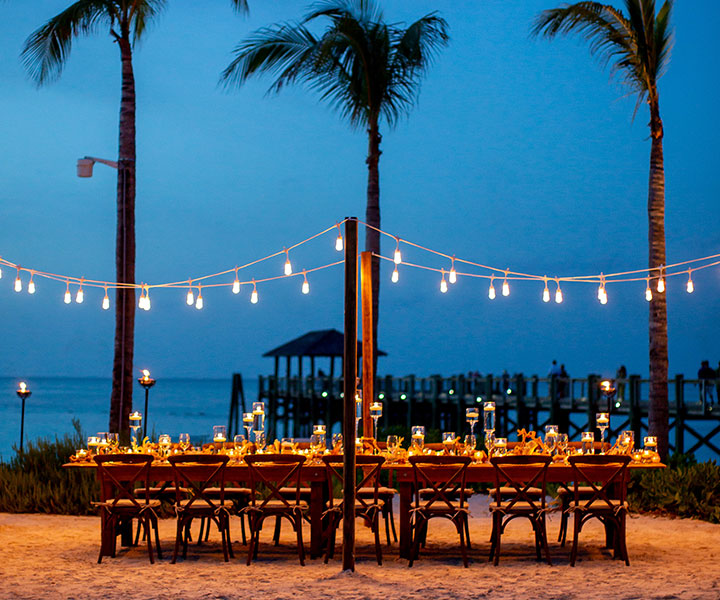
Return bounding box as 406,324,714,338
398,481,412,559
310,480,324,559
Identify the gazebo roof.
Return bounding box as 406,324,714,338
263,329,386,358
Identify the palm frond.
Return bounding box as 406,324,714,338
305,0,383,28
229,0,249,15
129,0,168,42
21,0,118,85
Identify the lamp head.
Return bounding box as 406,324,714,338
77,158,94,178
16,381,32,400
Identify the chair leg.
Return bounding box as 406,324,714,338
383,503,392,545
197,517,205,546
458,516,469,568
540,515,552,566
373,514,383,566
273,516,282,546
296,514,306,566
153,516,162,560
172,518,183,564
619,514,630,566
464,515,472,550
220,518,230,563
240,512,247,545
493,514,502,566
145,518,155,564
388,500,398,543
488,513,497,562
570,513,581,567
205,516,211,542
226,514,235,559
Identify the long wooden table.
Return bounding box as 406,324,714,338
67,459,663,561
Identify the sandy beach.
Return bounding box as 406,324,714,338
1,495,718,600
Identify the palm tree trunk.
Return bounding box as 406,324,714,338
364,117,382,385
109,32,137,436
647,102,669,458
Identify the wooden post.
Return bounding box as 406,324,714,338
342,217,358,572
360,252,374,438
675,374,685,454
629,374,642,442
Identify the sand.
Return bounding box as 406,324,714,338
1,495,718,600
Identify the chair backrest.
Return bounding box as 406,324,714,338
94,453,154,510
167,454,229,510
567,454,632,510
409,455,472,511
322,455,385,512
489,454,551,511
244,454,306,510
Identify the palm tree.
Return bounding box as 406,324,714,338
221,0,449,377
22,0,249,436
533,0,673,457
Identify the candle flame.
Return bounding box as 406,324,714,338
19,382,27,392
142,370,150,379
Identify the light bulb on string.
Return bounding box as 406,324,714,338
14,267,22,292
138,285,146,310
598,275,607,304
393,239,402,265
284,249,292,276
686,271,694,294
186,280,194,306
76,279,84,304
251,280,259,304
554,279,563,304
542,278,550,303
335,224,343,251
64,280,71,304
501,271,510,297
449,257,457,284
440,269,448,293
645,278,653,302
391,266,399,283
28,271,36,294
301,271,310,295
656,267,665,293
232,268,240,294
488,276,496,300
0,259,3,279
144,286,151,311
195,286,203,310
102,286,110,310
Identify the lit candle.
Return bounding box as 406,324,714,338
129,411,142,422
597,413,609,425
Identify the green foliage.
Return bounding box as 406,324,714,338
627,455,720,523
0,420,98,515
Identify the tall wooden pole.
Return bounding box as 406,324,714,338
360,252,374,438
342,217,358,572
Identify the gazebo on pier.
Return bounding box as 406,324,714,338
260,329,385,436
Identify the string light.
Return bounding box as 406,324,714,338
391,265,399,283
284,249,292,276
657,266,665,293
554,278,563,304
64,280,71,304
502,271,510,297
393,238,402,264
0,259,3,279
686,270,694,294
138,285,146,310
542,277,550,303
449,257,457,284
598,275,608,305
335,224,343,251
186,280,194,306
232,268,241,294
440,269,448,293
14,267,22,292
488,276,496,300
645,277,653,302
301,271,310,294
195,285,204,310
28,271,36,294
102,286,110,310
251,280,258,304
75,278,84,304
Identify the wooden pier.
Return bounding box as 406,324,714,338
229,372,720,458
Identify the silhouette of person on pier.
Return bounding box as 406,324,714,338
698,360,716,406
558,364,569,398
616,365,627,402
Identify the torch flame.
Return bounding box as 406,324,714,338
19,382,27,392
142,370,150,379
600,380,611,391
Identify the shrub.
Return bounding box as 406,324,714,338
0,420,98,514
627,454,720,524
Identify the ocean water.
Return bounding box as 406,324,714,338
0,377,258,460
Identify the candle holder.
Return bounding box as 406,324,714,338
137,370,156,440
466,406,479,436
544,425,559,454
16,382,32,453
483,401,496,433
242,412,253,440
596,412,610,452
411,425,425,453
494,437,507,457
581,431,594,455
599,380,617,410
369,402,382,441
442,432,456,455
213,425,227,452
355,390,363,438
158,434,172,458
252,401,265,432
129,411,142,446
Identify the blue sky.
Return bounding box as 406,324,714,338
0,0,718,383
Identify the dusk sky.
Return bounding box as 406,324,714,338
1,0,718,383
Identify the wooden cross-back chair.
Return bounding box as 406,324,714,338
489,455,552,566
322,455,385,565
243,454,307,566
408,455,472,568
167,454,233,563
566,454,632,566
93,454,162,564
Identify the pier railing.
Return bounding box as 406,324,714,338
246,373,720,458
